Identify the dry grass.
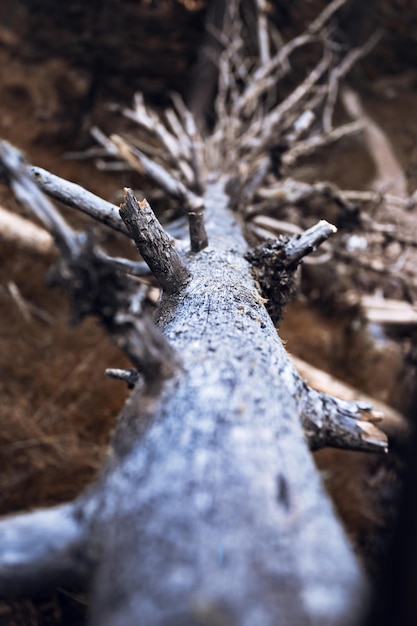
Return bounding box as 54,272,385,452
0,241,130,515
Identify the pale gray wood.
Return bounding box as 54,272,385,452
0,0,387,615
0,174,373,625
81,179,367,626
0,119,383,626
0,504,90,595
30,165,129,236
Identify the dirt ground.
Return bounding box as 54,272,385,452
1,1,417,624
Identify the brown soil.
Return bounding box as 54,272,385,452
1,1,417,623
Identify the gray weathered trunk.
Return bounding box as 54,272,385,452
0,0,385,617
75,179,366,625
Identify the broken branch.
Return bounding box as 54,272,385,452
284,220,337,268
105,368,140,389
188,207,209,252
280,358,388,452
119,189,190,294
30,166,129,236
290,354,407,441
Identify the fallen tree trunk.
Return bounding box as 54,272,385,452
0,166,382,625
87,181,369,626
0,1,390,623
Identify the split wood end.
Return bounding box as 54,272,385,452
120,188,190,294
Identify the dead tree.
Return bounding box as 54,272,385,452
0,1,388,624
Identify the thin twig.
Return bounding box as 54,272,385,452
245,53,331,153
308,0,348,34
282,120,363,167
239,0,349,114
110,135,204,212
105,368,140,389
7,281,32,323
96,251,151,277
125,93,183,162
170,93,206,193
256,0,270,65
30,166,129,236
323,30,383,132
237,33,313,115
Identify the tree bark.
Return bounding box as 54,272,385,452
85,179,367,626
0,2,390,622
0,175,368,625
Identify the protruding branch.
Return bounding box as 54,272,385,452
284,220,337,268
0,503,91,595
323,31,383,133
246,220,337,322
30,166,129,236
120,188,190,294
113,314,179,387
248,215,333,265
93,112,209,252
105,368,140,389
96,250,151,277
31,163,188,242
256,0,271,64
110,133,209,253
1,141,178,389
291,353,407,441
278,357,388,453
188,207,209,252
304,385,387,453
